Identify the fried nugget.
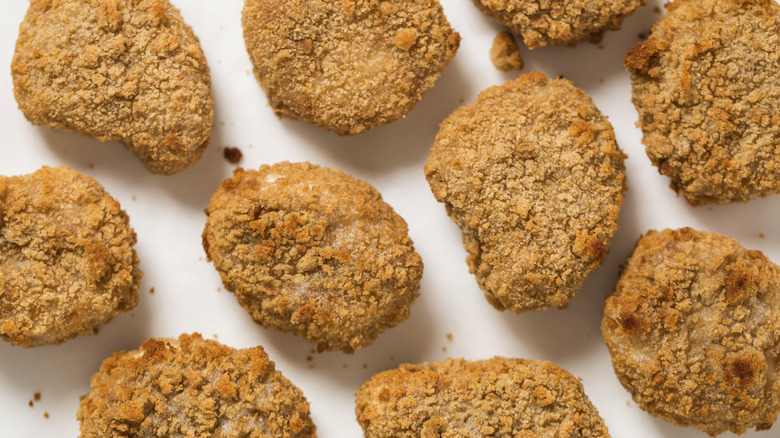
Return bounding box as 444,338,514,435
77,333,316,437
11,0,214,175
626,0,780,204
602,228,780,435
202,162,423,352
472,0,647,49
242,0,460,135
0,166,141,347
425,72,626,313
356,357,611,437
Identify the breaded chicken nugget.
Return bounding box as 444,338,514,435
472,0,647,49
425,72,626,313
0,166,141,347
202,162,423,352
602,228,780,435
626,0,780,204
77,333,316,437
242,0,460,135
11,0,214,175
356,357,611,437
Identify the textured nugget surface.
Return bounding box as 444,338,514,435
472,0,646,49
242,0,460,135
0,166,140,347
356,357,611,437
203,162,423,352
11,0,213,175
78,333,316,438
425,72,625,313
626,0,780,204
602,228,780,435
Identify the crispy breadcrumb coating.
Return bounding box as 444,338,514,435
0,166,140,347
242,0,460,135
425,72,626,313
472,0,647,49
202,162,423,352
77,333,316,438
602,228,780,435
11,0,214,175
490,31,523,72
356,357,611,437
625,0,780,204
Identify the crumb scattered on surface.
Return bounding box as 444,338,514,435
203,162,423,352
760,233,765,239
28,400,33,407
472,0,647,49
34,392,41,402
425,72,626,313
446,333,453,341
11,0,214,175
242,0,459,135
223,147,243,164
490,31,523,72
43,412,49,419
0,166,141,347
441,346,447,352
626,0,780,204
356,357,611,437
149,288,155,294
78,333,316,437
602,228,780,435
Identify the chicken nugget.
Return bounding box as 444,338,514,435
356,357,611,437
77,333,316,437
242,0,460,135
626,0,780,204
0,166,141,347
11,0,214,175
472,0,647,49
602,228,780,435
425,72,626,313
202,162,423,352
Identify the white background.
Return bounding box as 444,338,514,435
1,0,779,436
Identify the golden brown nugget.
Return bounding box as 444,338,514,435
78,333,316,438
490,31,524,72
473,0,647,49
356,357,611,437
626,0,780,204
202,162,423,353
242,0,460,135
0,166,141,347
12,0,214,175
425,72,626,313
602,228,780,435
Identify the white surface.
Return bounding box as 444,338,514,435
1,0,779,436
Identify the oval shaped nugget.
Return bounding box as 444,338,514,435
78,333,316,437
425,72,626,313
242,0,460,135
0,166,141,347
356,357,611,437
472,0,646,49
202,162,423,352
11,0,214,175
602,228,780,435
626,0,780,204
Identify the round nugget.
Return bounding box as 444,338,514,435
472,0,647,49
602,228,780,435
242,0,460,135
425,72,626,313
626,0,780,205
356,357,611,437
0,166,141,347
77,333,316,437
202,162,423,352
11,0,214,175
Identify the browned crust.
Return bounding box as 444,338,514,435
602,228,780,435
77,333,316,437
0,166,141,347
